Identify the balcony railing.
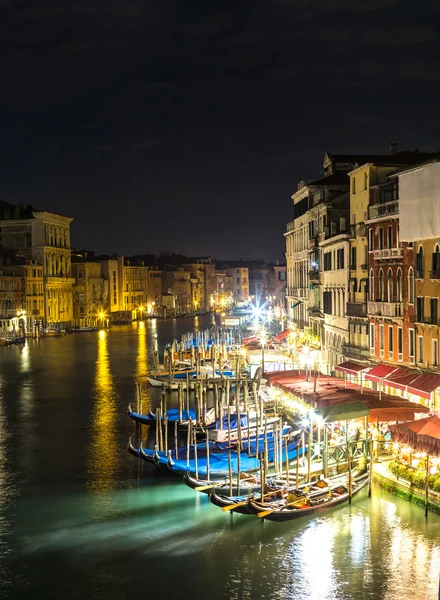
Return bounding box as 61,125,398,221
292,287,308,298
415,269,424,279
360,263,368,271
286,221,294,232
368,200,399,220
367,301,403,317
0,308,19,317
342,343,370,360
346,302,367,317
430,270,440,279
308,306,322,316
414,316,440,325
308,270,320,282
372,247,403,261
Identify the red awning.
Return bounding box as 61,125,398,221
272,329,290,343
364,364,398,382
336,361,369,375
242,336,258,345
373,367,440,400
407,373,440,400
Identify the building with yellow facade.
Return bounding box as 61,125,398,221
0,201,74,327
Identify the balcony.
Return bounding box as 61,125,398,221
415,269,424,279
308,306,323,317
342,343,370,360
0,308,19,317
292,287,308,298
368,200,399,220
372,247,403,261
360,263,368,271
346,302,367,317
286,221,294,232
414,316,440,326
367,301,403,318
430,270,440,279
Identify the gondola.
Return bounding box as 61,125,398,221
127,437,141,458
183,471,263,496
248,473,369,521
167,437,303,477
209,489,255,515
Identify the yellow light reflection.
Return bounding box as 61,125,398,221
19,342,30,373
87,329,119,506
136,320,152,417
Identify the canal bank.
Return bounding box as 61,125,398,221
373,459,440,515
0,319,440,600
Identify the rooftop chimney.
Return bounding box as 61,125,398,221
390,141,398,154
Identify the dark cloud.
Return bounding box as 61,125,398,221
0,0,439,260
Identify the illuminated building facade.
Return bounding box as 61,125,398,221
0,202,74,326
72,261,105,326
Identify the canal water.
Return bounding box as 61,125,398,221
0,316,439,600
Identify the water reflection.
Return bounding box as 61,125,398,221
87,330,119,506
136,321,152,425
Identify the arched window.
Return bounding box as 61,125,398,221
379,269,384,301
396,268,402,302
432,244,440,276
369,269,374,301
387,269,393,302
408,267,415,304
416,246,424,278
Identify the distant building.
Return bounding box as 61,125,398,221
162,269,191,314
0,201,74,326
0,253,44,334
71,260,104,327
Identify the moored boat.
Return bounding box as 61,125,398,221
248,473,369,521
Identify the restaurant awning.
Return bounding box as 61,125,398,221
336,361,370,375
367,366,440,400
272,329,290,343
406,373,440,400
315,401,370,422
389,416,440,457
364,364,398,383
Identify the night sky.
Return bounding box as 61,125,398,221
1,0,439,261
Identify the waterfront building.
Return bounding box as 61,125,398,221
225,265,249,303
320,217,351,373
345,150,435,365
268,262,287,306
0,251,44,334
123,259,149,319
366,178,409,367
0,201,74,327
214,269,233,307
71,261,105,327
146,268,162,316
182,257,215,311
98,257,123,317
0,273,24,336
162,269,191,314
398,158,440,376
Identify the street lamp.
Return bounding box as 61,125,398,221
138,305,145,320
